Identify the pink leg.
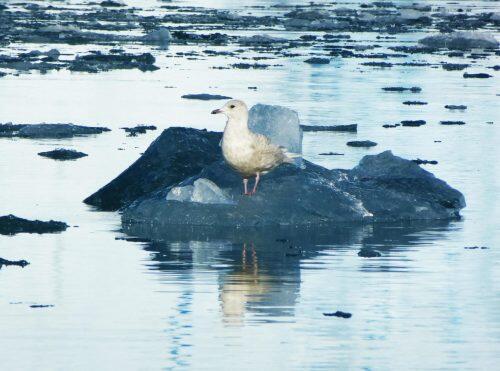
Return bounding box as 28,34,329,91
251,172,260,194
243,178,250,195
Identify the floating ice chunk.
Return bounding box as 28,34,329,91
419,32,499,50
143,27,171,45
167,179,233,205
191,179,234,204
166,185,194,202
248,104,302,154
39,24,80,33
238,34,287,45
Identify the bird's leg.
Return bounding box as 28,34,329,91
251,172,260,195
243,178,251,196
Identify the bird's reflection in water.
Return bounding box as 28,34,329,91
220,243,268,324
127,220,460,324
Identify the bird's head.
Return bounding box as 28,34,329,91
211,100,248,120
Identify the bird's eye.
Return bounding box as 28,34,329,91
230,105,235,109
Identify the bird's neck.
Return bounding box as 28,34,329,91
225,114,250,136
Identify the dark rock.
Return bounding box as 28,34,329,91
357,247,381,257
403,101,427,105
0,215,68,235
30,304,55,308
362,61,393,68
83,128,222,211
324,34,351,40
38,148,88,160
401,120,426,127
181,94,232,100
412,159,438,165
464,246,488,250
304,57,330,64
0,123,110,139
347,140,377,148
69,52,158,73
173,31,229,45
301,124,357,132
231,63,270,69
382,87,421,93
463,72,492,78
442,63,469,71
115,236,151,243
100,0,125,7
300,35,317,41
113,130,465,227
346,151,465,221
121,125,157,136
445,105,467,110
0,258,29,268
440,121,466,125
319,152,344,156
323,311,352,318
383,124,400,128
395,62,432,67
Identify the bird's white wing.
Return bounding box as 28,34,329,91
250,133,287,171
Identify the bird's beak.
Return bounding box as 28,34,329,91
211,108,222,114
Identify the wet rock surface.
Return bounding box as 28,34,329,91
323,311,352,318
0,258,30,269
401,120,426,127
319,152,344,156
445,105,467,110
68,52,159,73
84,127,222,211
300,124,357,132
121,125,157,137
38,148,88,160
304,57,330,64
382,86,422,93
413,159,438,165
463,72,492,79
181,94,232,100
347,140,378,148
0,215,68,235
358,247,382,258
94,128,469,227
403,101,427,106
0,123,110,139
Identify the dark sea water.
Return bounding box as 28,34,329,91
0,0,499,369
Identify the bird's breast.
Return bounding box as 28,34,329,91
221,133,255,173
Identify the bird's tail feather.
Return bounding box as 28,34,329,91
281,148,305,168
280,147,301,161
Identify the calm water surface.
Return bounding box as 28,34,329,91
0,0,499,369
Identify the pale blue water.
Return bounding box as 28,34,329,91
0,0,499,369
